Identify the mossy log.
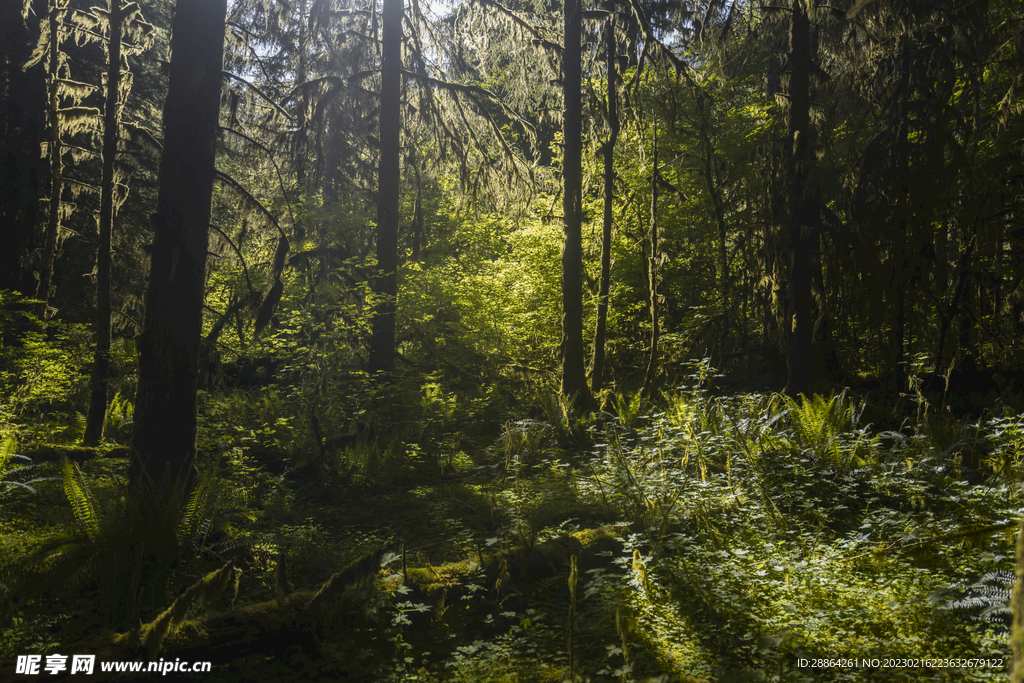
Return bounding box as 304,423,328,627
400,525,624,603
21,444,129,463
17,550,384,681
27,527,624,680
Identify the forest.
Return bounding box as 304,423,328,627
2,0,1024,680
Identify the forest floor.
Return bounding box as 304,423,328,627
2,387,1023,682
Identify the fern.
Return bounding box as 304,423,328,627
614,390,647,430
939,570,1015,634
0,433,58,498
103,391,134,441
176,465,219,554
784,390,865,472
61,456,102,543
4,457,222,622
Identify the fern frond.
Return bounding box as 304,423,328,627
0,434,16,471
61,455,101,542
783,390,863,471
177,465,219,553
943,569,1015,634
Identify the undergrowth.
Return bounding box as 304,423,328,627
1,372,1022,682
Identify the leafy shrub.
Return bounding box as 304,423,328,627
0,323,91,415
983,414,1024,489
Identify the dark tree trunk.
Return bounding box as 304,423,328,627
561,0,591,406
934,237,974,375
0,0,45,296
642,121,660,394
367,0,402,376
294,0,308,194
958,280,974,361
812,232,841,382
591,16,618,395
884,42,914,393
130,0,227,497
411,168,423,263
84,0,126,447
780,0,823,396
36,1,64,319
695,99,729,363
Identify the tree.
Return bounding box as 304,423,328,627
129,0,228,499
84,0,154,446
29,0,77,319
367,0,403,376
642,118,660,393
591,12,619,395
772,0,823,396
560,0,591,406
1,0,46,297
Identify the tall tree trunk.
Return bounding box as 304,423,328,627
590,15,618,395
561,0,591,407
0,0,45,296
84,0,125,447
294,0,308,195
411,165,423,263
130,0,227,499
812,231,840,381
885,42,913,393
367,0,402,376
780,0,823,396
696,110,729,363
36,0,65,319
642,120,660,394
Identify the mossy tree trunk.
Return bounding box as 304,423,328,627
591,14,618,396
642,120,660,395
35,0,66,319
84,0,126,447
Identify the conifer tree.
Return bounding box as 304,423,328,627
84,0,154,446
25,0,90,319
130,0,227,502
591,12,619,395
560,0,591,406
768,0,823,396
368,0,403,376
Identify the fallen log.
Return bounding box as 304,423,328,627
419,525,620,588
10,549,385,681
8,526,626,680
20,445,129,463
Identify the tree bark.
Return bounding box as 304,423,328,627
590,16,618,396
560,0,591,407
84,0,126,447
367,0,403,376
780,0,823,396
130,0,227,498
0,0,45,297
642,120,660,394
885,41,913,393
35,0,66,319
696,110,729,363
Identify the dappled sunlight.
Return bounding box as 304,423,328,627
3,0,1024,678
